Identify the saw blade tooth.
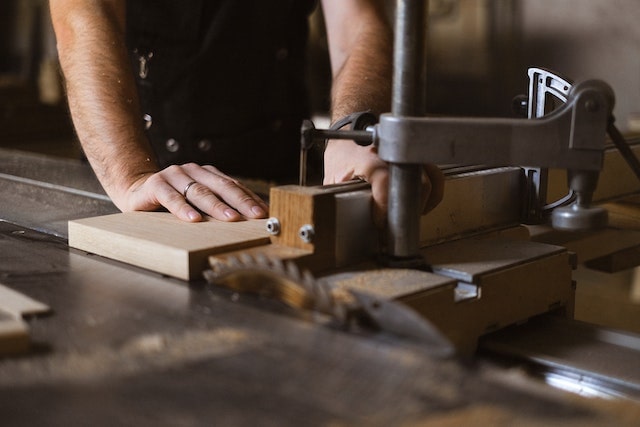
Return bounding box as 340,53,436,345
202,269,216,282
226,256,243,271
286,261,301,282
254,253,270,268
227,255,240,266
303,271,321,301
316,281,335,312
238,253,254,267
302,270,315,288
271,257,286,274
208,259,224,275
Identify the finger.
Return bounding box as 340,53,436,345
200,164,269,212
225,178,270,214
142,172,203,222
368,167,389,228
186,164,268,219
181,181,243,221
422,164,445,214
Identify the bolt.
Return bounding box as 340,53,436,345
143,113,153,130
197,139,212,152
165,138,180,153
298,224,315,243
266,218,281,235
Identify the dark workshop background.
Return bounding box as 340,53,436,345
0,0,638,159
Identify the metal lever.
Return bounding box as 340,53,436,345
299,117,376,186
377,77,614,233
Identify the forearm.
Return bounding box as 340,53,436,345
51,0,157,208
322,0,393,121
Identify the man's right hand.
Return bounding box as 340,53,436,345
121,163,269,222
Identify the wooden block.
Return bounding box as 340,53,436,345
415,241,574,355
0,282,51,318
601,198,640,231
323,268,456,301
0,283,50,356
548,143,640,203
422,237,566,283
269,185,337,253
69,212,271,280
0,313,30,356
268,182,374,271
320,238,575,355
420,167,523,245
334,190,377,267
586,246,640,273
529,226,640,264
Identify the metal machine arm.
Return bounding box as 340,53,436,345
305,78,615,233
377,78,614,234
376,79,614,171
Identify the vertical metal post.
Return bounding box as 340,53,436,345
387,0,428,261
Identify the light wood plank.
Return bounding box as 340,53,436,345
69,212,271,280
0,314,29,355
0,284,50,355
0,282,51,318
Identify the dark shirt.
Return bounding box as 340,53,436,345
126,0,317,181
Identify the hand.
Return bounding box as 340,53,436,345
121,163,269,222
324,140,444,226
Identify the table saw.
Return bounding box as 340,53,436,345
3,0,640,424
1,135,640,425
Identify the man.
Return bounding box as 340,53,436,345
50,0,442,225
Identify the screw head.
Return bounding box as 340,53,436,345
165,138,180,153
266,218,281,235
298,224,315,243
197,139,212,152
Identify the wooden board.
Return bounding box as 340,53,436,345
0,283,51,355
68,212,271,280
0,283,51,318
0,314,29,356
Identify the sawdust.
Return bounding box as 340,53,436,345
326,268,450,299
566,395,640,426
0,327,261,386
403,399,640,427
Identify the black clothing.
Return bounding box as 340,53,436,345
126,0,317,181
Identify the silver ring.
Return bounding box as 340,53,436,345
183,180,197,199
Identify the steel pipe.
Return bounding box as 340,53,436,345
387,0,428,260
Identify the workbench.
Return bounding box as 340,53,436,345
0,148,638,426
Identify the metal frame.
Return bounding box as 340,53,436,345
380,0,615,259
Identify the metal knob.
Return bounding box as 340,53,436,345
551,170,608,231
551,204,608,231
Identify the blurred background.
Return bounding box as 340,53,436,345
0,0,638,156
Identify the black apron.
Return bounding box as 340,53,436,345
126,0,316,181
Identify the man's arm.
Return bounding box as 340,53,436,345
321,0,443,224
50,0,268,222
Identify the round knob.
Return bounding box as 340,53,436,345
551,204,608,232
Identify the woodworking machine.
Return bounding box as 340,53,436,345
208,54,640,399
203,12,623,353
205,0,640,398
3,0,640,423
64,0,640,396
